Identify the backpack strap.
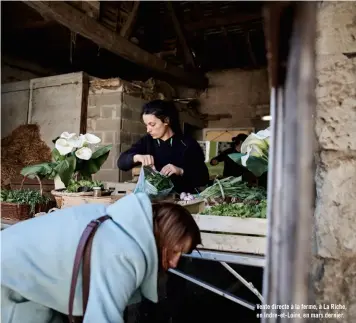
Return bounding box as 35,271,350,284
68,215,112,323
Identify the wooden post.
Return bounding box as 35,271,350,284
262,2,316,322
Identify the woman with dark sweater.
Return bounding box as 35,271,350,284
117,100,210,193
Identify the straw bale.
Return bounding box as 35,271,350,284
1,124,52,187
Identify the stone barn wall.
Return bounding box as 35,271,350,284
312,2,356,321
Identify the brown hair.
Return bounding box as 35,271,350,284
152,202,201,270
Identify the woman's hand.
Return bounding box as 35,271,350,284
133,154,155,167
160,164,184,177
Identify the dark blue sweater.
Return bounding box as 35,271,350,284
117,134,209,193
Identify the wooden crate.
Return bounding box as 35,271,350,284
192,214,268,255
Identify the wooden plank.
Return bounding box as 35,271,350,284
193,215,267,236
184,12,262,32
165,1,195,68
23,1,208,89
119,1,140,38
200,232,266,255
262,2,316,319
81,1,100,20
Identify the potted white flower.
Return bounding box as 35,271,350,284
21,132,112,205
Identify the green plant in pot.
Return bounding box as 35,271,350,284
21,132,112,194
1,189,52,215
228,128,270,177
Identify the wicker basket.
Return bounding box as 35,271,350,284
1,175,55,222
51,190,94,208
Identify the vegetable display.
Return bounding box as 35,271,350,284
0,189,51,214
180,192,196,201
145,171,173,192
201,200,267,219
66,179,104,193
133,166,174,198
200,176,267,201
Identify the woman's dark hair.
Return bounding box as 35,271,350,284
232,134,248,145
230,134,248,148
141,100,183,136
152,202,201,270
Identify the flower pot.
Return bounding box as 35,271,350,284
51,189,94,208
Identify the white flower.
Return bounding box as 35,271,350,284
60,132,76,140
75,147,93,160
55,138,74,156
82,133,101,144
67,135,85,148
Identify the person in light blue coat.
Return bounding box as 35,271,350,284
1,192,201,323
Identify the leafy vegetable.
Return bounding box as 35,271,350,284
0,189,52,214
201,200,267,218
66,179,104,193
145,169,173,192
200,176,267,201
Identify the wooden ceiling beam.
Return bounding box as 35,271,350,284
184,12,262,32
119,1,140,38
22,1,208,89
81,1,100,20
165,1,196,68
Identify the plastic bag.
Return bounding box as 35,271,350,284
133,166,174,198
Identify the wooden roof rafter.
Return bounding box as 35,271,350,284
22,1,208,89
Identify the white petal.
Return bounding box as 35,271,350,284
83,133,101,144
67,135,85,148
75,147,93,160
255,129,271,140
55,138,74,155
241,147,252,167
60,132,76,139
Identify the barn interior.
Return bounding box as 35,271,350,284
3,1,355,323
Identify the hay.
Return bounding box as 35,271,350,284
1,124,52,187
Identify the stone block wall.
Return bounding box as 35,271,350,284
176,68,271,131
312,2,356,321
87,83,146,182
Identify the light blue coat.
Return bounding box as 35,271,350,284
1,193,158,323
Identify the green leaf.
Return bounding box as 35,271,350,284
228,152,244,164
81,151,111,177
91,145,112,159
1,188,52,214
228,153,268,177
21,163,56,179
245,156,268,177
51,148,66,162
54,155,76,186
77,145,112,177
